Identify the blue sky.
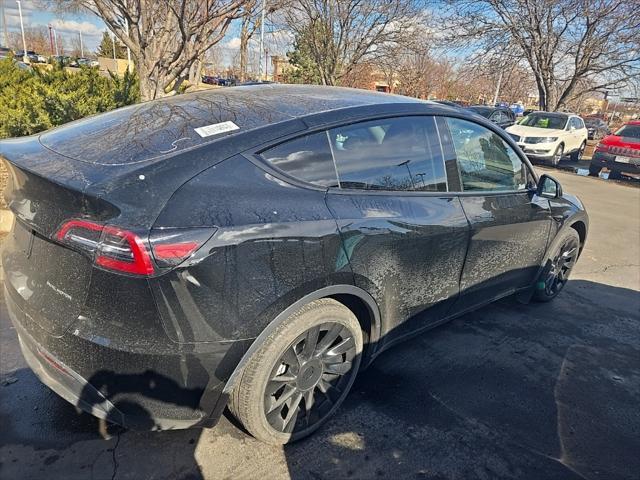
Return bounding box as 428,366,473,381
2,0,107,51
0,0,261,62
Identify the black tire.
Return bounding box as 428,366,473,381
588,164,601,177
571,141,586,161
608,169,623,180
551,144,564,166
229,298,363,445
533,228,580,302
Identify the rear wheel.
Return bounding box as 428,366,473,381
229,298,363,444
533,229,580,302
571,141,586,161
551,144,564,166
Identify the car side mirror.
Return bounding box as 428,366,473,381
537,174,563,198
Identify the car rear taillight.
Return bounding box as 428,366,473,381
595,143,609,153
55,220,215,276
149,228,216,267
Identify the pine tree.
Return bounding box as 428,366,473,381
96,31,127,59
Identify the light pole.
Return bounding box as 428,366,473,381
53,28,59,56
79,30,84,57
48,24,54,56
124,20,131,72
16,0,27,63
258,0,266,80
492,70,503,106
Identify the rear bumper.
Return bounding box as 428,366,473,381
590,151,640,174
4,284,248,430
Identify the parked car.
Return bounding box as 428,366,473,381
506,112,588,165
201,75,218,85
583,117,610,140
432,99,464,108
0,46,13,60
588,120,640,179
51,55,71,66
0,85,588,445
14,50,39,63
465,105,516,128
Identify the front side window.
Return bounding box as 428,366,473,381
260,131,338,187
445,117,528,192
328,116,447,192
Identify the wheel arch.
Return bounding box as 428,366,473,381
220,284,382,397
569,219,587,252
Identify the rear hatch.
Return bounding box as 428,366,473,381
1,138,121,336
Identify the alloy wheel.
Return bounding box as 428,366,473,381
263,322,358,434
544,238,579,296
552,145,564,166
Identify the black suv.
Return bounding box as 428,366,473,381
465,105,516,128
0,86,588,444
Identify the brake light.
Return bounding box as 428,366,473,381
55,220,215,275
149,228,215,267
595,143,609,153
56,219,154,276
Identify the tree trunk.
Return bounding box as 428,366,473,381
138,66,158,102
239,17,250,82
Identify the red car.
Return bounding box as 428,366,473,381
589,120,640,178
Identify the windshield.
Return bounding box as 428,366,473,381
584,119,602,126
614,124,640,140
520,113,568,129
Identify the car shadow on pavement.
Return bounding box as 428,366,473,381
281,280,640,480
1,280,638,480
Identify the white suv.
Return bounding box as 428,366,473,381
506,112,588,165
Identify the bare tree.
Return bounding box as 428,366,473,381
444,0,640,111
54,0,246,100
9,27,51,54
282,0,421,86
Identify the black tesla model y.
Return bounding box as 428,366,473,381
0,85,588,444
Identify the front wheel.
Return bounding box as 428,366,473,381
551,144,564,166
229,298,363,444
533,228,580,302
588,164,601,177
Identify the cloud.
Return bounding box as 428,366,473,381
224,37,242,49
49,19,103,38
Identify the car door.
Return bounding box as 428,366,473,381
567,117,582,150
439,116,553,313
324,115,470,346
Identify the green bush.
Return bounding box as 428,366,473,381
0,59,139,139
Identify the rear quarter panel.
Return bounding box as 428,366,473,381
150,155,353,344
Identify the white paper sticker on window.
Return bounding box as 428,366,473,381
194,121,239,138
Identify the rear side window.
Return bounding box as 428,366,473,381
445,117,528,192
328,116,447,192
260,132,339,187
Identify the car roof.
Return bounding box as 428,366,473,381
39,85,437,165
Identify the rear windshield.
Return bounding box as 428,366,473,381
520,113,568,129
39,93,292,165
584,118,602,126
614,124,640,140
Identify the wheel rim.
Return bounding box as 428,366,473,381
544,238,579,296
263,322,358,434
577,143,585,160
553,146,563,165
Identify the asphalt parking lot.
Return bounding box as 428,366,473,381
0,169,639,480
